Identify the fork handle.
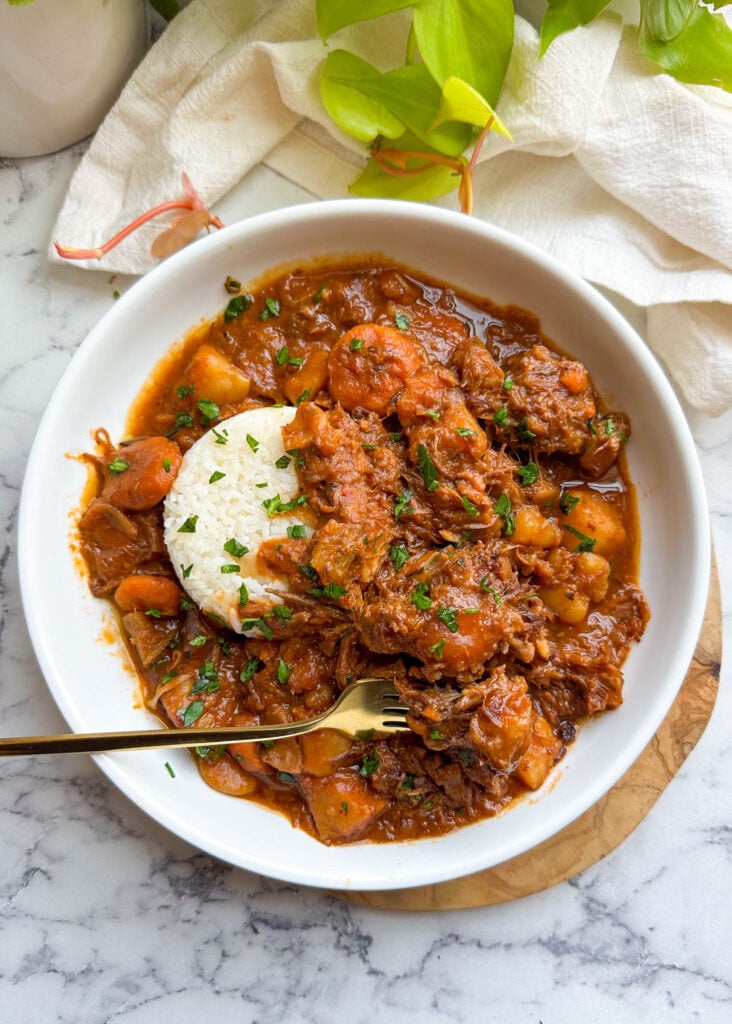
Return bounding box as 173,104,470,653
0,716,331,756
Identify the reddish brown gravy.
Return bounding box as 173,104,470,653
77,258,648,845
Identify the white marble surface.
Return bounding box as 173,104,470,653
0,144,730,1024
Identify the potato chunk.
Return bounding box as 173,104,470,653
189,344,250,404
560,489,626,557
300,773,388,842
514,714,563,790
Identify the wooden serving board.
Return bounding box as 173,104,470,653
339,560,721,911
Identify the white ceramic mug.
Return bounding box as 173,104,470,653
0,0,149,158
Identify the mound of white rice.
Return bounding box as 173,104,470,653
164,406,311,633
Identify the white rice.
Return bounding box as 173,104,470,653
164,406,311,632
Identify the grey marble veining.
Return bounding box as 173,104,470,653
0,145,730,1024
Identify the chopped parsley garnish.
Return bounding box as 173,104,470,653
390,432,403,443
224,276,241,294
217,636,231,656
295,389,311,405
456,427,475,438
255,482,268,488
180,701,205,727
220,563,240,574
503,375,514,390
564,523,597,552
190,635,207,647
428,639,446,657
177,384,194,399
516,417,536,441
224,294,252,322
341,801,348,814
108,457,129,474
480,578,502,606
144,607,161,618
287,524,307,539
198,398,220,425
243,434,260,453
361,443,377,451
312,282,327,304
417,444,439,492
165,761,175,778
162,458,171,473
349,337,364,351
275,659,290,685
238,583,249,606
493,405,509,426
393,489,414,519
195,745,225,761
191,663,220,695
559,493,581,515
275,345,289,366
180,598,195,611
494,493,512,518
212,427,229,445
240,617,274,640
298,562,318,583
399,773,415,791
360,751,380,777
604,417,615,435
287,448,305,467
390,543,409,571
437,606,460,633
394,312,410,331
411,581,432,610
270,605,292,621
177,515,198,533
175,412,194,429
259,297,281,320
224,538,248,558
240,656,262,683
180,563,193,579
277,772,297,784
587,417,598,437
275,454,291,469
517,461,539,486
429,730,443,740
307,583,348,600
209,470,225,484
425,409,441,421
460,494,479,517
262,493,308,516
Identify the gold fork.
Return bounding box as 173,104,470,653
0,678,410,756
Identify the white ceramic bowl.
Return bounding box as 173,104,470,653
19,200,710,890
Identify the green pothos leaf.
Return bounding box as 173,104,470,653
349,131,462,202
639,2,732,91
327,59,472,155
430,76,513,139
316,0,416,41
413,0,514,107
320,50,406,143
539,0,613,56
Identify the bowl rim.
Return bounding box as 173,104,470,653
18,198,711,889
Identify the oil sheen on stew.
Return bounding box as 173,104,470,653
78,260,649,845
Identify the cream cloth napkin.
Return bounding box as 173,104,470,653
49,0,732,416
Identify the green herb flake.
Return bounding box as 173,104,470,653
238,583,249,606
224,276,241,295
180,701,205,727
559,493,581,515
399,773,415,791
587,418,598,437
244,433,260,453
360,751,380,778
190,635,207,648
262,493,308,516
517,461,539,486
340,801,349,814
503,375,514,390
428,639,446,658
429,730,443,740
516,417,536,442
180,598,195,612
308,583,348,600
175,412,194,430
361,443,377,451
177,515,198,534
209,470,226,484
394,489,414,520
240,617,275,640
276,345,289,366
164,761,176,778
221,563,240,574
287,524,307,539
108,457,129,475
604,417,615,435
275,454,291,470
390,432,403,443
277,772,297,784
212,427,229,445
224,293,252,322
416,444,439,493
460,494,479,518
298,562,318,583
177,384,194,399
349,337,364,351
437,606,460,633
295,389,311,406
493,405,509,426
494,493,512,519
390,543,410,571
269,605,293,621
162,458,171,473
260,297,281,320
564,523,597,552
425,409,441,421
224,538,248,558
240,657,262,683
411,581,432,611
276,659,291,685
313,283,327,304
395,312,410,331
480,578,502,606
217,637,231,656
455,427,475,438
198,398,220,425
144,608,161,620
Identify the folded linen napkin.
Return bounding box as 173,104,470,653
49,0,732,416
